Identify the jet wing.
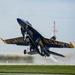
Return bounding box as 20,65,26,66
0,37,29,46
43,38,74,48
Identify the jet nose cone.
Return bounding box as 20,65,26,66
17,18,23,25
17,18,21,23
17,18,25,28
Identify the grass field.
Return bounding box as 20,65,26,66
0,65,75,74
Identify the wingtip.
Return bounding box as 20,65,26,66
0,38,3,41
70,42,74,48
0,38,7,44
60,54,65,58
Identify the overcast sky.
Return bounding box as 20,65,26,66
0,0,75,55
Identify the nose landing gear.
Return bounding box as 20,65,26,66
24,50,27,54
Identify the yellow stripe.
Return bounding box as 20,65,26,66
28,36,35,46
20,24,24,29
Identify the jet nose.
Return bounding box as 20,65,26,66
17,18,24,25
17,18,25,29
17,18,21,24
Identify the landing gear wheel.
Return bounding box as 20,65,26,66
41,52,45,56
24,50,27,54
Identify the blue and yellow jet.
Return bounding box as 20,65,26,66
0,18,74,57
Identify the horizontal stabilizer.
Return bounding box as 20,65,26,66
49,50,65,57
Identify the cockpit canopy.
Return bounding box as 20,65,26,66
23,20,32,27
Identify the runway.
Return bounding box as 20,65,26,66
0,50,75,75
0,49,75,65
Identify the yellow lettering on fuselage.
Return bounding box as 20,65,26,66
30,30,33,35
39,40,44,47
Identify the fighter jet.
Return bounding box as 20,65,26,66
0,18,74,57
